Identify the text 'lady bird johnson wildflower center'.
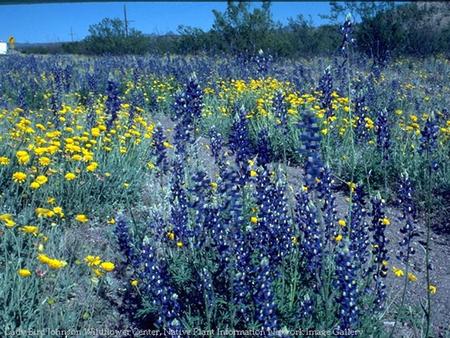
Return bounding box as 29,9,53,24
5,327,363,336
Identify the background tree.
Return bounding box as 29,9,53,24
211,1,277,54
83,18,148,55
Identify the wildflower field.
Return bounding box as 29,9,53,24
1,47,450,337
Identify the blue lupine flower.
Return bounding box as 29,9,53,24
255,128,271,167
229,108,254,169
173,78,203,156
114,215,134,264
232,223,254,325
203,207,230,261
188,170,212,247
152,125,169,170
339,14,355,89
87,72,98,94
16,87,28,114
272,91,288,128
128,89,145,127
335,247,359,333
105,80,121,131
340,14,355,55
141,245,182,337
419,116,439,154
370,196,389,272
199,268,215,309
317,168,337,243
318,67,334,118
295,189,322,275
369,196,389,310
397,173,418,263
299,109,324,188
209,125,224,168
353,95,369,142
254,170,292,265
170,158,190,243
291,64,312,92
49,66,64,125
254,257,278,331
218,166,243,221
348,186,370,270
63,64,73,92
299,295,314,318
253,49,273,77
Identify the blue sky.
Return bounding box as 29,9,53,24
0,2,331,43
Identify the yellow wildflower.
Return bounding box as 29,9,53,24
21,225,39,234
0,214,16,228
93,269,103,277
347,181,356,192
65,172,76,181
100,261,115,272
338,219,347,227
12,172,27,183
428,284,437,294
0,156,10,165
35,175,48,185
18,269,32,278
381,217,391,226
392,266,404,277
91,127,101,137
47,258,67,270
53,206,64,217
30,181,41,190
37,253,52,264
408,272,417,282
167,231,175,241
86,162,98,172
35,207,54,218
75,214,88,223
38,157,51,166
16,150,30,165
85,255,102,267
163,141,173,149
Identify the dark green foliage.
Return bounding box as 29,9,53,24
332,2,450,60
210,1,275,53
83,18,149,55
175,3,341,57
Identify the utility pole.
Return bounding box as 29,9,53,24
123,4,128,37
123,4,134,37
70,27,74,42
